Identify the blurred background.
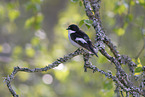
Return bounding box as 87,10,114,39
0,0,145,97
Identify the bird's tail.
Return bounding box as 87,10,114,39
89,46,98,57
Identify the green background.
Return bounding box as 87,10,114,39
0,0,145,97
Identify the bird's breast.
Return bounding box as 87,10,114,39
68,32,81,48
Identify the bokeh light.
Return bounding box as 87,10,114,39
42,74,53,84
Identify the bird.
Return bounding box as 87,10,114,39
66,24,98,57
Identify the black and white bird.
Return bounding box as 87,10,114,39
66,24,98,57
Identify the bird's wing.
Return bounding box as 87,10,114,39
78,30,90,41
70,33,92,51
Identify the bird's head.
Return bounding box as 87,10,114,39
66,24,79,31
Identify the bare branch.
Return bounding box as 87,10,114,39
4,48,87,97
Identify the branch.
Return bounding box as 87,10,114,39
4,48,87,97
84,63,144,96
83,0,144,96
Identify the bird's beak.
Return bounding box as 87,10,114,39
66,28,69,30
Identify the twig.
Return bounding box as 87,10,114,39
126,91,129,97
120,90,124,97
135,16,145,59
136,45,145,59
115,84,121,97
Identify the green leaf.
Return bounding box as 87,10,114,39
8,10,20,22
137,58,141,64
25,2,41,12
31,37,40,46
31,0,42,4
84,19,93,29
139,0,145,4
134,58,143,75
84,19,93,26
0,45,3,52
25,14,43,30
134,72,142,76
85,24,91,29
78,19,84,27
36,13,43,23
135,67,142,73
7,3,16,9
25,16,35,29
126,14,133,22
25,46,35,57
34,13,43,29
13,46,22,55
123,22,128,29
130,1,135,6
114,4,127,15
114,28,125,36
79,1,83,6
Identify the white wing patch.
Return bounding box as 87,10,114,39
75,38,87,44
